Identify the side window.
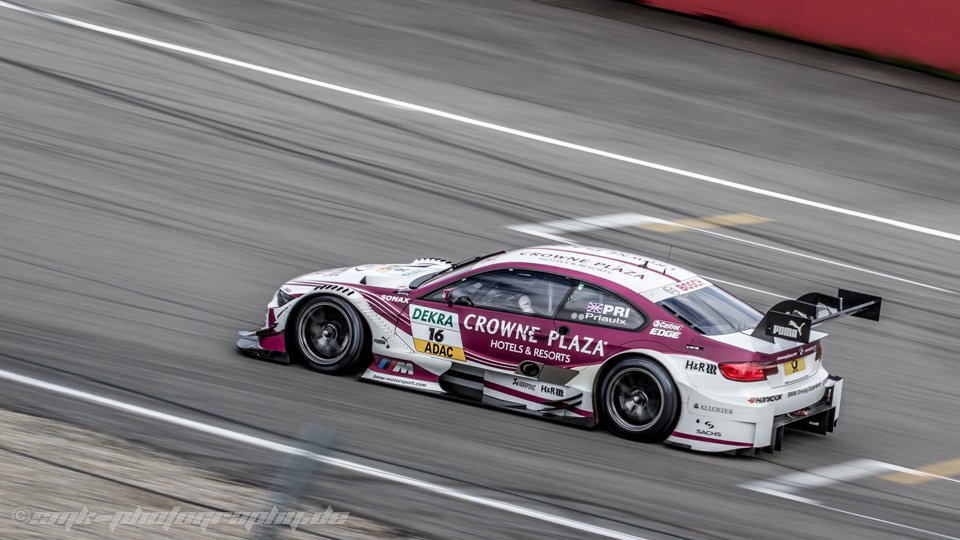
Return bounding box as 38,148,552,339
557,283,645,330
424,270,572,317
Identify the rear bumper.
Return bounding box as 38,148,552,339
667,375,843,454
236,329,290,364
762,375,843,453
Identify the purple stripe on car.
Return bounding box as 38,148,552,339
464,351,513,370
357,291,411,333
670,431,753,447
485,381,592,417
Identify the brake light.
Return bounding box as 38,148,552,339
719,362,778,382
816,343,823,362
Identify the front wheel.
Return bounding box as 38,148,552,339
288,295,369,374
599,357,679,442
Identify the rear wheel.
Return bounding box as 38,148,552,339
599,357,679,442
288,295,369,374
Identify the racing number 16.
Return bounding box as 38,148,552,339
428,328,445,343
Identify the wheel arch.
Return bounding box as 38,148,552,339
277,285,366,332
281,288,375,367
591,349,688,433
593,348,689,393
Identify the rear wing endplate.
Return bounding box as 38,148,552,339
751,289,881,343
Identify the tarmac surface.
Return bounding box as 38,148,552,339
1,1,959,538
0,408,398,539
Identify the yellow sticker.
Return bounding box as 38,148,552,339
784,357,806,375
413,339,466,362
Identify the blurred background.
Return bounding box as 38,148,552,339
1,0,958,538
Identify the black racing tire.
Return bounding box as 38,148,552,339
599,357,680,442
287,295,369,374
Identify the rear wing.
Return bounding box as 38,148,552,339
751,289,881,343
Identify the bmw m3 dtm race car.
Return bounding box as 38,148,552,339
238,245,880,454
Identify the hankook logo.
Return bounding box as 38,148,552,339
748,395,782,404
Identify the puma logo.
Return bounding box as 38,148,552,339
772,320,807,340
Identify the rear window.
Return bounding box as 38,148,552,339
657,286,762,335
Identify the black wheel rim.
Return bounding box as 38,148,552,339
297,302,351,366
606,367,664,432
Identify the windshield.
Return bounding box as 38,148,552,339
409,250,505,289
657,286,762,335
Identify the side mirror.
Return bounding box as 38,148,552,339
452,294,473,307
442,288,473,307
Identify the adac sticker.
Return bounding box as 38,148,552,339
409,305,465,361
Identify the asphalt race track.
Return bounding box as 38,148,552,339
2,1,959,538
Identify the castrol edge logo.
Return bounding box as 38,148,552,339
649,320,682,339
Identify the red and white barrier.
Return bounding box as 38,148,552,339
639,0,960,73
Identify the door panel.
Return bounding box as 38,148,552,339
460,307,556,367
406,268,573,370
408,303,467,362
553,282,648,367
406,300,556,369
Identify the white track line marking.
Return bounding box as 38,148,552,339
700,277,790,299
740,459,897,495
683,223,956,294
809,504,960,540
0,368,647,540
882,464,960,485
507,226,577,244
508,213,956,294
2,2,960,244
741,459,960,540
507,214,662,242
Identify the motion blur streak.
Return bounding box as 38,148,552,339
806,504,960,540
508,213,958,293
0,367,649,540
1,0,959,243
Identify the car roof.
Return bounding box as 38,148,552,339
471,245,707,299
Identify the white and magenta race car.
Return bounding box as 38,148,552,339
238,246,880,454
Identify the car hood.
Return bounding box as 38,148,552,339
288,260,452,290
